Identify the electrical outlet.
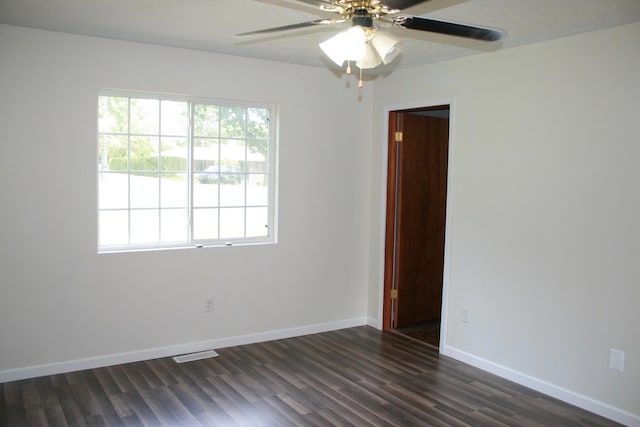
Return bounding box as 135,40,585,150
609,348,625,372
204,297,214,313
462,307,470,323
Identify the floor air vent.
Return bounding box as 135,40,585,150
172,350,219,363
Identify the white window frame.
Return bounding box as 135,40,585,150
97,90,278,253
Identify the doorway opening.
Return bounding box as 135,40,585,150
382,104,451,349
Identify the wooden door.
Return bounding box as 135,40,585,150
384,109,449,329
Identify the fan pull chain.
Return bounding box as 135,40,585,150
346,61,352,74
358,68,363,88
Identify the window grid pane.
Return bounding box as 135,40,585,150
98,93,274,251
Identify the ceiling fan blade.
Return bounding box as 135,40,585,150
289,0,339,7
382,0,432,11
393,15,505,41
237,19,342,36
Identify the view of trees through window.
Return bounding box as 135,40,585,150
98,93,275,251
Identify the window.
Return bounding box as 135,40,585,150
98,92,276,252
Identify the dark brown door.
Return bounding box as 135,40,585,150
384,108,449,329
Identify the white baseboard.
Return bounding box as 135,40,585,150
366,316,381,329
443,345,640,427
0,317,368,384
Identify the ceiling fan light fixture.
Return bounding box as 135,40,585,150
239,0,506,79
356,42,382,70
371,30,402,64
319,25,366,66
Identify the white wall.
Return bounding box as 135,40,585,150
0,25,372,376
368,22,640,421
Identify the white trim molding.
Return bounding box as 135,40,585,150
378,97,456,351
0,317,367,384
443,345,640,427
366,316,380,329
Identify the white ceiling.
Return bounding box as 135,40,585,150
1,0,640,72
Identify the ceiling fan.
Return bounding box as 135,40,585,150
238,0,505,85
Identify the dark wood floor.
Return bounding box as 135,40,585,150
394,321,441,348
1,326,621,426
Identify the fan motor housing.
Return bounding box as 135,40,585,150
352,13,373,28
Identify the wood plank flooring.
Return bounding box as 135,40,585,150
394,321,441,348
0,326,621,426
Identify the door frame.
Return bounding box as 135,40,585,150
376,97,456,354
